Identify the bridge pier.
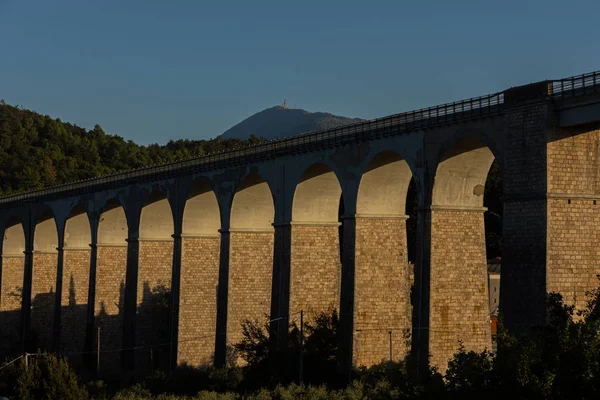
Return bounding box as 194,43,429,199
428,207,491,369
30,217,59,352
0,221,25,355
352,215,412,366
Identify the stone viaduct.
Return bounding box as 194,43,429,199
1,70,600,376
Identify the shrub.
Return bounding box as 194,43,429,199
445,346,494,398
0,352,89,400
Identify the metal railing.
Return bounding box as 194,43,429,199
550,70,600,98
0,91,505,206
2,69,599,206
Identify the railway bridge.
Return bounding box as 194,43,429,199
1,70,600,375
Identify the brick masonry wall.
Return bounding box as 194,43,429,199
547,125,600,313
354,218,411,366
60,249,90,353
95,245,127,373
290,225,341,322
31,253,57,350
136,240,173,372
178,236,220,367
227,232,273,348
0,256,24,354
429,210,490,371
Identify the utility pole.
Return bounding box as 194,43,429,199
97,327,101,377
388,330,393,366
299,310,304,384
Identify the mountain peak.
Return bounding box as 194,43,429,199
220,106,362,140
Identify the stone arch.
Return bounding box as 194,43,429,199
292,163,342,223
178,178,221,366
3,219,25,256
227,173,275,352
230,173,274,231
61,204,92,353
182,179,220,236
98,199,128,245
357,151,413,216
432,137,497,208
428,135,501,371
140,190,174,240
290,163,343,321
0,219,25,354
352,151,415,366
137,189,175,372
31,212,59,350
95,198,127,371
64,205,91,249
34,214,58,253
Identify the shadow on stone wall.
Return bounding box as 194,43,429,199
90,280,125,377
135,281,171,375
30,290,55,352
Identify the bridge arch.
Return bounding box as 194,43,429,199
230,173,274,231
289,162,343,321
178,178,221,367
357,151,414,216
432,137,498,209
182,178,220,236
352,151,415,365
292,163,342,224
139,189,174,240
0,219,25,354
98,198,128,245
2,219,25,256
61,203,92,353
228,172,275,351
428,135,503,370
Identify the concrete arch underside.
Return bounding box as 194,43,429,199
290,163,342,323
178,180,221,367
1,221,25,354
353,151,413,366
228,173,274,355
429,137,495,370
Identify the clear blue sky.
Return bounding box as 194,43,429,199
1,0,599,145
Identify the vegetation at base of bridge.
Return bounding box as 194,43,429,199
3,280,600,399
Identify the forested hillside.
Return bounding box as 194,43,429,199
0,103,265,195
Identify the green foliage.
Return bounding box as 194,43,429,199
0,103,267,196
0,352,89,400
233,309,343,388
445,346,494,399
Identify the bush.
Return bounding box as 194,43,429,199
0,352,89,400
445,346,494,399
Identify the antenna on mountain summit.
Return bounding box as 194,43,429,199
283,99,288,109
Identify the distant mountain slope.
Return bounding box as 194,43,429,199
221,106,362,140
